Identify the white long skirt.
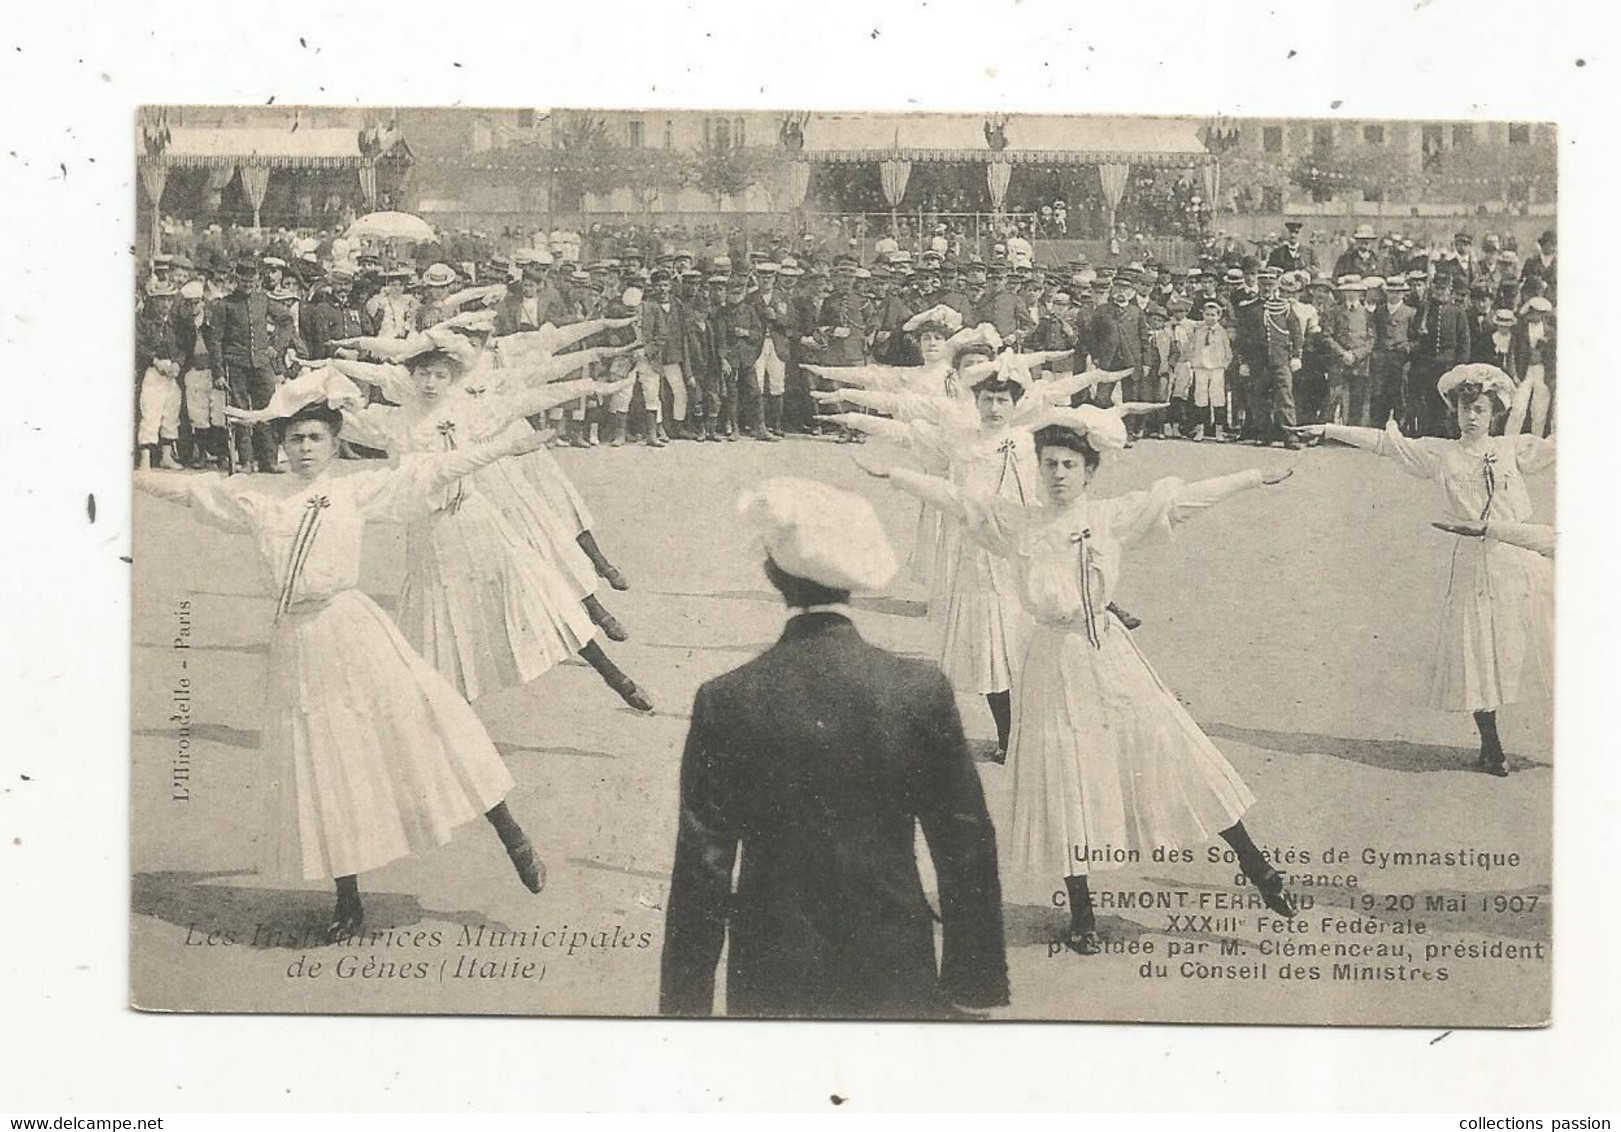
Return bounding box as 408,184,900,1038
927,523,1019,695
396,494,598,701
260,590,515,882
1002,616,1254,881
1430,537,1554,712
905,501,947,587
476,460,598,599
516,446,594,535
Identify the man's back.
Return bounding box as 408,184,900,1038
660,612,1006,1019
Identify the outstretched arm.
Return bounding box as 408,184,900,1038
1111,467,1290,546
814,412,915,445
802,363,917,393
810,386,955,423
1292,420,1444,481
355,427,555,520
860,459,1025,557
321,357,418,405
506,344,637,387
487,376,634,425
133,472,257,533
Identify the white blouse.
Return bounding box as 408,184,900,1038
893,468,1264,633
135,446,518,610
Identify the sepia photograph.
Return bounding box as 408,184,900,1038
127,104,1556,1025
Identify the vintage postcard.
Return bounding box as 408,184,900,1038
129,105,1554,1024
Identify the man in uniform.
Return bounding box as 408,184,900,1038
1230,261,1267,441
1408,271,1471,436
205,258,294,473
1258,280,1305,448
1268,220,1316,273
660,479,1008,1020
938,260,974,323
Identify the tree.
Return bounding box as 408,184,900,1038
548,113,625,208
691,145,778,206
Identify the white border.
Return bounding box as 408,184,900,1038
2,0,1614,1113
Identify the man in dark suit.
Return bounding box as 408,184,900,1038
660,480,1009,1020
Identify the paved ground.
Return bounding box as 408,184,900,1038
130,431,1554,1025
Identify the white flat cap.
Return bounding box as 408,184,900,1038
737,478,898,593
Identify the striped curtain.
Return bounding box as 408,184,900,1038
237,164,272,230
879,158,911,209
782,160,811,210
986,160,1012,212
358,162,378,211
1201,161,1221,212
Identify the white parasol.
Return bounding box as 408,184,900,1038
344,211,436,242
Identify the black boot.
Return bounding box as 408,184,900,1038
1220,822,1295,918
583,595,629,642
327,875,364,944
1474,710,1509,777
1063,875,1101,955
766,394,785,437
487,802,546,893
576,531,629,591
985,691,1011,764
579,641,653,713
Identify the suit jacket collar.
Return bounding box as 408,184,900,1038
779,609,857,644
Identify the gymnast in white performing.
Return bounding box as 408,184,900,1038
137,370,555,942
853,404,1298,955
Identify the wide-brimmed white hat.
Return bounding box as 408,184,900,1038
226,367,366,424
903,303,965,334
1437,363,1515,408
1023,404,1130,450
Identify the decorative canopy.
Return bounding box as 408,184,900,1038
799,113,1214,168
141,126,412,169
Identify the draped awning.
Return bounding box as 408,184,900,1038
142,126,413,169
800,113,1214,168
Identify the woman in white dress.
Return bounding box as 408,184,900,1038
855,405,1297,954
136,371,552,941
339,314,639,592
818,355,1109,760
309,339,654,711
1290,363,1555,776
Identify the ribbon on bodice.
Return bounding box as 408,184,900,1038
275,495,331,620
1070,528,1101,649
994,437,1028,504
437,420,467,512
1479,451,1498,521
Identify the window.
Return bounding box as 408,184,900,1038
713,118,731,150
1452,123,1475,148
517,108,534,129
1421,124,1444,171
1508,123,1531,145
734,118,746,147
1362,124,1385,145
664,119,673,149
1363,186,1385,203
627,119,644,148
1312,124,1336,149
1262,126,1283,153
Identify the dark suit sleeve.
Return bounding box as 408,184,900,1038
659,687,739,1017
911,671,1009,1009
